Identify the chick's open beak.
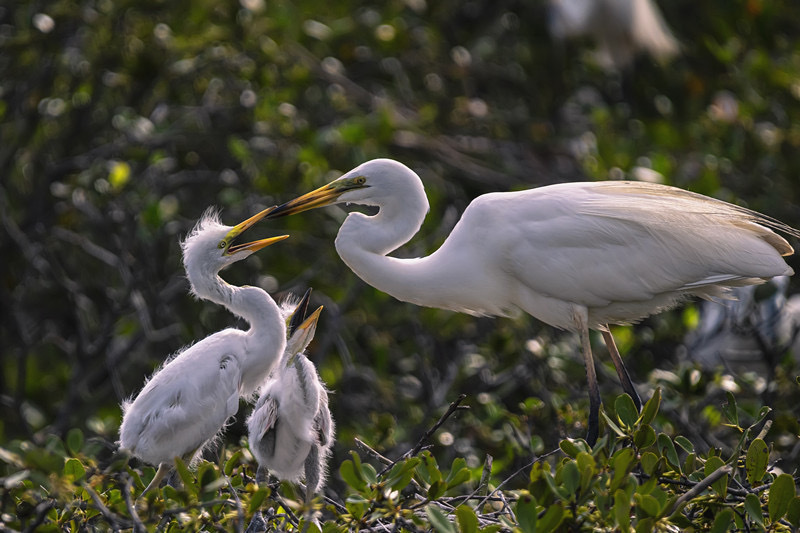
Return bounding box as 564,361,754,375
287,288,313,336
287,305,324,365
225,206,289,255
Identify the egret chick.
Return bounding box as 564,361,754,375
247,293,334,503
260,158,800,444
119,207,288,496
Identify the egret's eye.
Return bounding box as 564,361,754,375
354,176,366,185
218,240,227,249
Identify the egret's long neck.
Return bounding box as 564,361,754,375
334,198,446,308
186,266,285,387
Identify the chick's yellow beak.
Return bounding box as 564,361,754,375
224,206,289,255
286,305,324,365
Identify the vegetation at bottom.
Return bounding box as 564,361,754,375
3,389,799,531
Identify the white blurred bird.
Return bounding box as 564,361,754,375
119,208,288,496
260,158,800,444
548,0,680,70
686,276,800,374
247,289,334,503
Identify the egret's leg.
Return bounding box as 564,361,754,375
140,462,171,498
255,465,269,485
245,511,267,533
574,309,600,446
245,466,270,533
304,445,321,504
601,329,643,412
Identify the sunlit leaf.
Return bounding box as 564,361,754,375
66,429,84,455
639,388,661,426
614,489,631,532
426,504,455,533
538,502,564,533
786,497,800,528
455,505,479,533
615,394,638,428
515,492,538,533
633,425,656,449
722,392,739,427
768,473,796,523
63,458,86,482
745,438,769,486
744,493,764,527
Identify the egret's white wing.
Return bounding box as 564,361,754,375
119,347,241,465
248,395,279,441
435,181,795,326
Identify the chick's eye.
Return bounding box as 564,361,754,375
218,240,226,249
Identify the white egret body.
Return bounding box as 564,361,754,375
247,295,334,500
119,208,288,493
262,159,799,443
549,0,679,70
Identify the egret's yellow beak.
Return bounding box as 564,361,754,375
264,176,369,219
224,206,289,255
287,305,324,365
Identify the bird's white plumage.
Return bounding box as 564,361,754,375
265,158,798,443
247,302,334,492
119,209,286,469
548,0,679,69
328,161,796,331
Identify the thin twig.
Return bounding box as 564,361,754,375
409,394,468,458
477,455,493,497
475,447,561,511
756,419,773,441
665,464,733,517
225,475,245,533
21,499,55,533
82,481,133,529
377,394,468,477
123,475,146,533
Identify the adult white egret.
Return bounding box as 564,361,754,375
548,0,679,70
119,207,288,495
247,290,334,503
260,158,800,444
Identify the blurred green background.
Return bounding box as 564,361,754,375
2,0,799,487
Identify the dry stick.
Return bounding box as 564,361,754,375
408,395,468,459
477,454,493,497
665,464,733,517
82,481,133,530
756,419,773,441
475,447,562,511
21,499,55,533
123,475,146,533
355,437,426,494
224,475,245,533
377,394,469,477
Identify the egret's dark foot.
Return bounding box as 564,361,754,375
245,511,267,533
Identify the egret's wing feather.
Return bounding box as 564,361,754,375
248,396,279,441
464,182,796,312
119,346,241,464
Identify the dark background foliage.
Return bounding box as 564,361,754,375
2,0,800,506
